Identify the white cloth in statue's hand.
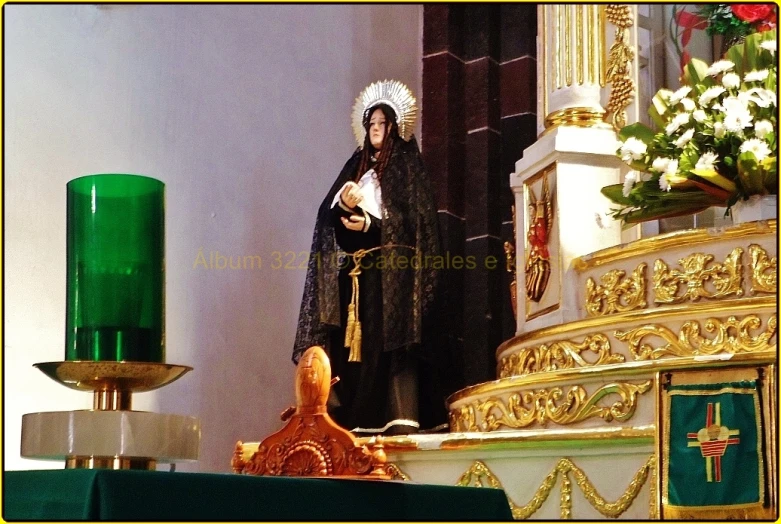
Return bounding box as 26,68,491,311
355,169,382,219
331,169,382,220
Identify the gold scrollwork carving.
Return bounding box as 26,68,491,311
615,314,777,360
385,463,410,481
456,457,653,519
586,263,647,316
498,334,625,379
560,465,573,519
449,404,477,433
749,244,777,294
648,455,659,519
450,381,651,432
603,5,635,130
653,248,744,304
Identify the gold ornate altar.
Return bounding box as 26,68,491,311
444,219,776,519
236,220,777,519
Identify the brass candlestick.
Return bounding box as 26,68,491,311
35,361,192,411
23,361,198,470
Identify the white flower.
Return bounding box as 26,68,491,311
724,115,752,133
760,40,777,54
722,95,748,112
666,112,691,135
714,121,726,139
673,128,695,148
693,109,707,123
695,151,719,170
619,137,647,162
680,97,696,111
755,120,774,139
744,69,769,82
722,73,741,89
740,138,772,162
722,96,753,132
706,60,735,76
669,86,693,105
651,157,673,173
622,172,637,197
659,160,679,192
699,86,726,106
740,87,776,108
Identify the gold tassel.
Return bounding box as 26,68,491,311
345,304,356,347
340,246,414,362
348,320,362,362
345,250,365,362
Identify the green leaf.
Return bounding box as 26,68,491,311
618,122,656,144
744,31,758,71
648,91,673,130
736,151,765,194
761,156,778,193
601,184,633,205
651,90,673,114
684,58,710,86
760,155,777,173
725,47,744,76
756,31,777,70
648,106,666,130
618,199,717,224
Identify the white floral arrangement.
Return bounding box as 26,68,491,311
603,32,777,224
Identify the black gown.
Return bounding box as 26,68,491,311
293,136,445,434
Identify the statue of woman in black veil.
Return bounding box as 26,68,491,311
293,80,444,435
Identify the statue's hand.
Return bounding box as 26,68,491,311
341,215,366,232
340,182,363,208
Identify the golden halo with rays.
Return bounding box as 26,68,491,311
351,79,417,148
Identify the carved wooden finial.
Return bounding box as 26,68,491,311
233,345,390,479
295,346,331,413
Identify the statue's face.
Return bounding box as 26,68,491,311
368,108,387,150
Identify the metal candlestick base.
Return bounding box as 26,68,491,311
22,361,199,470
34,361,192,411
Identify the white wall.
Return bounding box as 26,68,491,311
4,4,422,472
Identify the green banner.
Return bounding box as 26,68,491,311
666,381,763,509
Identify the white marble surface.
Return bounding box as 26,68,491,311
21,410,201,462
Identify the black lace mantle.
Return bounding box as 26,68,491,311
292,136,441,364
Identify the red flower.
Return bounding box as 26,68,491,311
756,9,777,31
676,9,708,47
731,4,775,23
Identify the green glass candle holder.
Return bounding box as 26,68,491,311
66,174,165,362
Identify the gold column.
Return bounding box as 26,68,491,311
542,7,548,118
576,6,583,85
554,5,561,89
564,6,572,87
540,5,618,133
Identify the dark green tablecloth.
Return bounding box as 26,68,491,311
4,469,513,520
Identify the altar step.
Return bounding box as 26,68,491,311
374,428,656,519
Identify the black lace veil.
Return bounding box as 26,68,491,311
292,135,441,364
